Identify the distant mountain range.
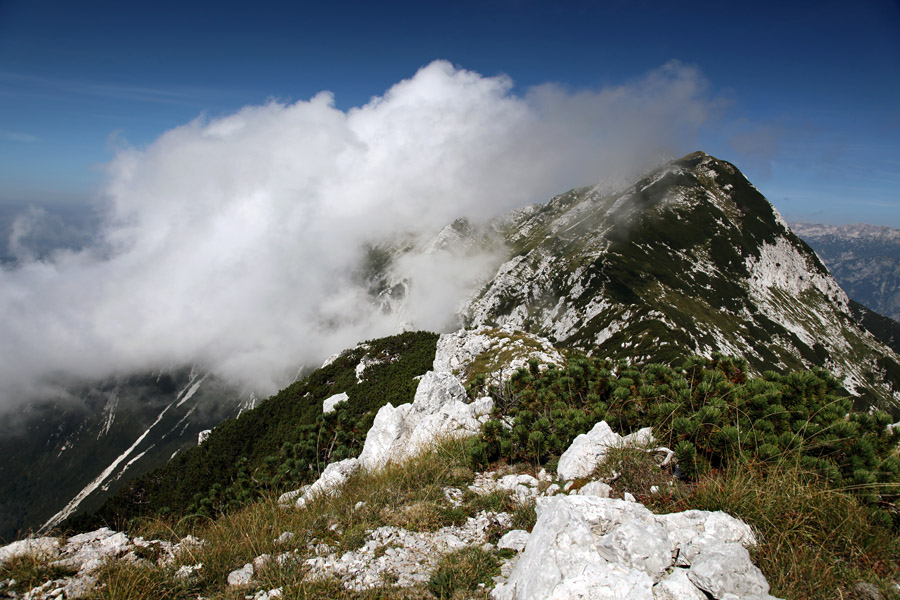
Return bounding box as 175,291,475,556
791,222,900,324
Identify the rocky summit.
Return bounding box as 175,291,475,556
453,152,900,414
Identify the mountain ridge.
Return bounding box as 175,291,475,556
5,150,900,544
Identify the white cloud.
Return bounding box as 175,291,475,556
0,60,715,409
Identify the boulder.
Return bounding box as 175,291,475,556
322,392,349,414
556,421,623,481
493,494,777,600
227,562,254,586
358,371,483,470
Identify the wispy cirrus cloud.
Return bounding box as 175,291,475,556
0,71,201,106
0,129,38,143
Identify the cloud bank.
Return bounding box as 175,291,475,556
0,60,714,409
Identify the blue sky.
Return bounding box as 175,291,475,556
1,0,898,226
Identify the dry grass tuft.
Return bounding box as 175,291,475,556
655,461,900,600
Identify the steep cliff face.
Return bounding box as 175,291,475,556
459,152,900,414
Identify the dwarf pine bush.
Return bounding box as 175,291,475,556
470,353,900,520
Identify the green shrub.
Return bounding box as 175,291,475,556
477,353,900,515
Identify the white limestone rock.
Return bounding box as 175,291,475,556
470,471,541,504
304,511,510,591
277,485,309,505
433,327,565,384
595,519,673,581
494,495,773,600
658,510,757,566
545,563,654,600
623,427,655,447
198,429,212,445
578,481,612,497
652,568,707,600
492,495,604,600
322,392,349,414
556,421,623,481
497,530,530,552
274,532,295,545
358,371,482,471
687,542,770,599
293,458,360,508
53,528,131,573
174,563,203,579
474,396,495,420
227,562,254,586
0,536,60,565
250,588,283,600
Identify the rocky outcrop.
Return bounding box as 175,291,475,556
492,495,776,600
304,511,512,591
3,416,784,600
278,458,361,508
357,371,491,471
0,527,202,599
556,421,670,481
280,369,492,507
433,327,565,384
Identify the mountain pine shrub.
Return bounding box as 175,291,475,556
471,353,900,519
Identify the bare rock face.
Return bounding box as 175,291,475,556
279,370,490,508
357,371,489,471
492,495,780,600
0,537,60,565
686,542,770,599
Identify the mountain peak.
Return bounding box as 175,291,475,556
461,152,900,413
